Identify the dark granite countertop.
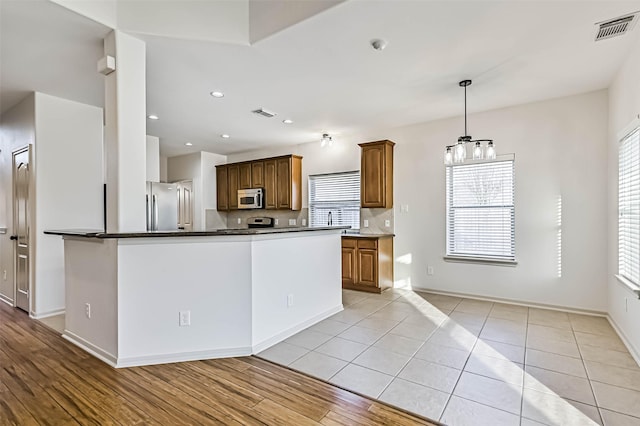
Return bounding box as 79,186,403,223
44,226,350,239
341,232,395,238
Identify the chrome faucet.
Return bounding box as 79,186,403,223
327,211,333,226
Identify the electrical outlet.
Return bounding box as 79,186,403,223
274,219,279,226
289,219,296,226
85,303,91,319
302,219,307,226
385,220,391,227
363,220,369,228
427,266,434,276
237,218,241,224
287,294,294,307
401,204,409,213
179,310,191,326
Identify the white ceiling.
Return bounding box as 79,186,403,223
2,0,640,157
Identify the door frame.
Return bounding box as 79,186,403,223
12,145,34,314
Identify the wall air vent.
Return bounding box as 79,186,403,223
595,12,638,41
252,108,277,118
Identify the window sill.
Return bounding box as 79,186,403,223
443,255,518,267
615,275,640,299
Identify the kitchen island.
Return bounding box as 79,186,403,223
45,227,347,367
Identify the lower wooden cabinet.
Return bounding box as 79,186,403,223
341,235,393,293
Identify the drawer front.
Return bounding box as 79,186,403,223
341,238,357,248
357,239,378,249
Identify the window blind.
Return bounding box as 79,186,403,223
619,127,640,286
309,171,360,229
446,159,515,260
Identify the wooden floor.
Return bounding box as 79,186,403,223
0,303,438,425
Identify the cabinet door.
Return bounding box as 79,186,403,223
361,145,385,208
276,157,291,209
251,161,264,188
227,164,239,210
357,248,378,287
216,166,228,211
239,163,252,189
264,160,277,209
342,246,357,285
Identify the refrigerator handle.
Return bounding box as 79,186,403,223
146,194,150,231
152,194,158,231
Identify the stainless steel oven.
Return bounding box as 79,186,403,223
238,188,264,209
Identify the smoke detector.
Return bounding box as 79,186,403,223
252,108,277,118
370,39,388,51
595,12,638,41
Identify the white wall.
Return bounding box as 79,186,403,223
0,93,103,316
201,151,227,229
167,151,227,231
0,94,35,305
145,135,160,182
34,93,104,317
167,152,202,230
607,35,640,360
231,90,609,312
159,154,168,182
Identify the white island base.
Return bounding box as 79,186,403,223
61,229,343,367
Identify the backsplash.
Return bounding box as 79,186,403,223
212,209,309,229
206,207,393,233
360,208,394,234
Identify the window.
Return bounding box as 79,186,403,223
446,158,515,261
309,171,360,229
618,126,640,286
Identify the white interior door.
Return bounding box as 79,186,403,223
12,146,30,312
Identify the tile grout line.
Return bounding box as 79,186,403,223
520,304,530,426
573,317,605,426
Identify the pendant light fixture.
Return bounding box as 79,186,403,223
321,133,333,147
444,80,495,165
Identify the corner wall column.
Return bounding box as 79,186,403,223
103,30,147,232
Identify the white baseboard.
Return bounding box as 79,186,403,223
606,315,640,367
251,304,344,354
31,308,65,319
411,286,606,317
115,347,253,368
63,330,118,367
0,294,14,307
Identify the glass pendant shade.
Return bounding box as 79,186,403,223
454,142,466,163
444,147,453,165
472,141,483,160
486,141,496,160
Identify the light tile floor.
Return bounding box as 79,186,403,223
257,288,640,426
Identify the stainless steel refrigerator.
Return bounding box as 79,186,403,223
146,182,178,231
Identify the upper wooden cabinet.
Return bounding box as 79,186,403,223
263,160,277,209
216,166,229,211
216,155,302,211
359,140,395,208
227,164,239,210
251,161,264,189
239,163,252,189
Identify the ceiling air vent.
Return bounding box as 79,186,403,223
595,12,638,41
252,108,277,118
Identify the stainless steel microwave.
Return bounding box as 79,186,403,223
238,188,264,209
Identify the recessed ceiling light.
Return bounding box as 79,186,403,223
185,142,193,146
221,134,230,139
282,119,293,124
147,114,159,120
210,91,224,98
